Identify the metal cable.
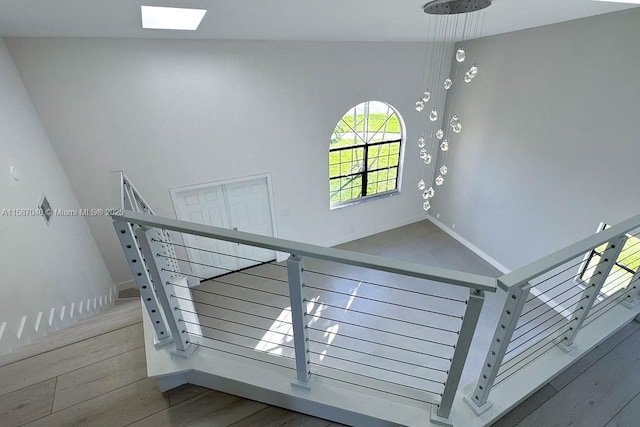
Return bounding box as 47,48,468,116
180,318,293,338
153,238,287,268
302,269,467,303
498,323,571,376
306,312,455,348
515,291,587,334
189,326,294,349
522,272,601,315
187,341,295,370
173,293,285,312
307,338,449,374
170,280,288,300
309,362,443,396
180,307,290,325
304,284,463,319
306,325,453,361
157,253,288,284
304,299,459,335
505,317,569,357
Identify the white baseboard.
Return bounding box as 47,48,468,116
427,215,511,275
115,279,136,293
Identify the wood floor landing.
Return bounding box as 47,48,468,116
0,299,340,427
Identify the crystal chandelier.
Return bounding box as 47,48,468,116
415,0,491,212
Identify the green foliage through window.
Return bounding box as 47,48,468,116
330,101,403,206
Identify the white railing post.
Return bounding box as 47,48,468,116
136,226,197,358
466,282,530,413
558,235,627,349
287,254,311,384
621,268,640,308
432,288,485,424
113,220,172,345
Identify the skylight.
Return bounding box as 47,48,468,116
141,6,207,31
592,0,640,4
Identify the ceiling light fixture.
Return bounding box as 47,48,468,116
141,6,207,31
415,0,492,212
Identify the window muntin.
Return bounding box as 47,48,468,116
579,224,640,297
329,101,403,207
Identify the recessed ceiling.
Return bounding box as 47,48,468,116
0,0,636,42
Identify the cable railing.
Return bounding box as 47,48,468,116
110,172,496,424
468,218,640,413
110,172,640,425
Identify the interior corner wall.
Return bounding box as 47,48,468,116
4,38,445,285
0,37,114,355
432,8,640,271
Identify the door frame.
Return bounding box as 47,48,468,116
169,173,284,273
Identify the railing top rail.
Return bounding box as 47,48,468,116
114,211,497,292
500,213,640,290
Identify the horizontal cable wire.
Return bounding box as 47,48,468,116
306,325,453,360
582,288,637,329
170,280,288,301
311,372,436,405
307,338,449,374
180,307,290,326
188,328,294,349
306,312,455,348
505,318,570,357
525,265,598,304
309,362,443,396
181,318,293,339
189,333,295,359
304,284,462,319
514,291,587,335
522,284,588,318
584,277,640,324
523,272,601,313
173,293,286,312
304,299,459,335
498,323,571,377
302,269,467,303
187,341,295,370
157,253,288,284
494,339,561,387
153,238,287,268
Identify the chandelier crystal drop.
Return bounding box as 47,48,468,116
440,140,449,151
422,190,430,200
440,165,448,175
418,179,426,190
418,136,426,148
423,200,431,211
444,78,453,90
468,64,479,79
426,187,435,198
424,153,432,164
456,47,466,63
436,129,444,140
464,72,472,83
449,115,459,128
453,121,462,134
429,108,438,122
422,90,431,103
415,100,425,112
435,175,444,186
419,149,428,160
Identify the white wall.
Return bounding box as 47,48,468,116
0,38,114,354
5,38,444,285
431,9,640,271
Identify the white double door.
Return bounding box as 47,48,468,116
172,177,276,280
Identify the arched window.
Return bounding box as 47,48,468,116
329,101,404,208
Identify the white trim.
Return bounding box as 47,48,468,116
427,215,511,275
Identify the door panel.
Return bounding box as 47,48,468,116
175,187,238,278
173,177,276,279
224,179,276,270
